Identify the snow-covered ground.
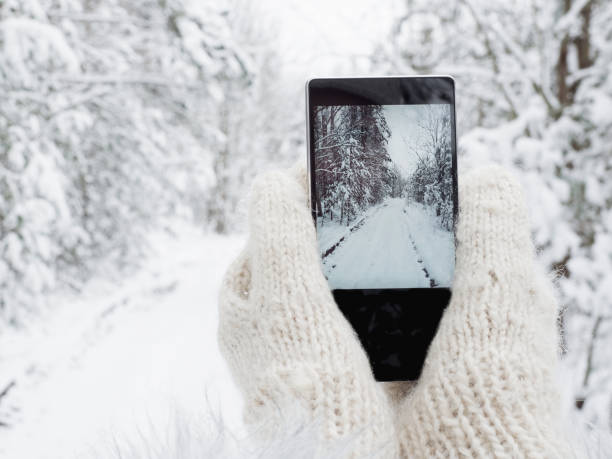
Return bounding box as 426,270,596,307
403,201,455,286
318,197,454,290
0,223,609,458
0,228,246,458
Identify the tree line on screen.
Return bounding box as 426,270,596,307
407,106,454,232
314,105,453,231
313,105,393,225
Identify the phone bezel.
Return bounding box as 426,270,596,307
306,76,458,381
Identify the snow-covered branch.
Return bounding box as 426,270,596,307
45,88,112,119
316,142,356,151
461,0,561,117
554,0,594,35
47,12,164,27
50,73,200,89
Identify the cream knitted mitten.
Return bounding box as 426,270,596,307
217,164,572,458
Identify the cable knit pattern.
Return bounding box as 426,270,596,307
218,165,399,457
395,167,571,458
218,163,572,458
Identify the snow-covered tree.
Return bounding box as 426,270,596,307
405,105,453,231
0,0,288,326
374,0,612,430
203,0,300,233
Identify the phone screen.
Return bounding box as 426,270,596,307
307,77,457,381
312,103,454,290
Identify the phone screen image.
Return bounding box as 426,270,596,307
307,77,457,381
313,104,454,291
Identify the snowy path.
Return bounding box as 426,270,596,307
319,198,454,290
0,229,245,458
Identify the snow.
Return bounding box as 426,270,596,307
318,197,454,290
0,0,610,445
403,201,455,286
589,89,612,126
314,203,382,256
0,229,246,459
2,17,80,81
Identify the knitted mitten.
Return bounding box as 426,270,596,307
394,167,571,458
217,164,571,458
217,164,399,457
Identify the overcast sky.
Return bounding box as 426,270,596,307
259,0,401,79
384,105,424,177
384,104,451,177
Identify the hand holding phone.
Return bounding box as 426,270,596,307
218,160,569,457
307,77,458,380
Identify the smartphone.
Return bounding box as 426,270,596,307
306,76,458,381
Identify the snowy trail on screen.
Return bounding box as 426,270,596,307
319,197,454,289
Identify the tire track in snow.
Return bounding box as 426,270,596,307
404,208,438,288
321,204,386,261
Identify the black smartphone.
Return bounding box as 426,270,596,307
306,76,458,381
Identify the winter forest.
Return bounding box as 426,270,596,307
2,0,612,456
314,104,454,289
